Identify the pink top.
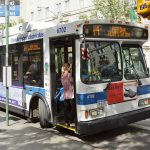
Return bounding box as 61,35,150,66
61,71,74,100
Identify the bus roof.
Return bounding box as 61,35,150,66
0,19,148,46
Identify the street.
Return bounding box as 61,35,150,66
0,110,150,150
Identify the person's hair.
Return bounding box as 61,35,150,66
62,63,71,73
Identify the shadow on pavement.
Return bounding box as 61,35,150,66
49,124,150,150
0,116,6,123
0,126,94,150
0,129,6,133
0,109,150,150
9,116,21,121
79,125,150,150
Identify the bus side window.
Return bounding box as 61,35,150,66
23,40,44,87
0,46,4,82
9,44,22,85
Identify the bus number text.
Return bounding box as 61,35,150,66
57,27,66,34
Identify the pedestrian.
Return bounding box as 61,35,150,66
61,63,74,127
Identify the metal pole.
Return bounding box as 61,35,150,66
5,0,9,126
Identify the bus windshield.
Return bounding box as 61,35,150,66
122,44,148,80
80,41,122,84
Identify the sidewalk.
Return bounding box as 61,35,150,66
0,111,95,150
1,110,150,150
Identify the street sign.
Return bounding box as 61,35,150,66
0,1,5,16
0,0,20,16
3,66,12,87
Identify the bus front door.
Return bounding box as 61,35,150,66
50,36,75,126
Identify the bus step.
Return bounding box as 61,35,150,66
56,123,75,131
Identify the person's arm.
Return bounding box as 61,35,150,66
61,73,65,87
68,73,73,85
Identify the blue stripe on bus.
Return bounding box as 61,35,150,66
77,85,150,105
77,92,107,105
24,84,150,105
137,85,150,95
25,86,45,97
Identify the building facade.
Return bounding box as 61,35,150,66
23,0,93,24
11,0,137,24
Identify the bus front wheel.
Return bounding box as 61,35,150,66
39,99,50,128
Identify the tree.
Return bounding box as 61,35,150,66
0,17,25,30
18,17,25,24
9,19,17,27
91,0,130,20
79,14,89,20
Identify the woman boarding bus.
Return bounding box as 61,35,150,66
0,20,150,135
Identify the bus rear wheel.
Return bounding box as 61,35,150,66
39,99,50,128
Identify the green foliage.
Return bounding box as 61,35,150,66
9,19,17,27
0,24,5,29
0,17,25,29
79,14,89,20
0,19,19,29
18,17,25,24
92,0,130,20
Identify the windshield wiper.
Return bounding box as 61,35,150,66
128,64,142,85
92,43,110,52
123,50,142,85
104,79,112,91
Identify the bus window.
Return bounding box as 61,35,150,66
54,45,72,88
0,46,4,82
9,44,23,85
55,47,64,81
122,45,148,80
12,55,19,81
68,47,73,64
80,41,122,84
23,40,43,87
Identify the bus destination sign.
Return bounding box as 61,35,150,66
83,24,148,40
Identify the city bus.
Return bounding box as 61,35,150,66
0,20,150,135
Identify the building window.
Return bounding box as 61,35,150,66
31,12,34,21
80,0,84,8
64,0,69,11
45,7,49,17
38,9,42,19
56,2,61,14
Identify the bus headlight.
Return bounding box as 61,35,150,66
90,109,100,117
138,98,150,107
90,107,105,117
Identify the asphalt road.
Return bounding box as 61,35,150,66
0,110,150,150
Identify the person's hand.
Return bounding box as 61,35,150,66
26,72,31,75
32,80,36,83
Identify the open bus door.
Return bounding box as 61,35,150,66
50,36,76,131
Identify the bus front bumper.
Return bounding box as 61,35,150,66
77,107,150,135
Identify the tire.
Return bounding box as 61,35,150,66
39,99,50,128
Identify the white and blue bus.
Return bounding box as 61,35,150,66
0,20,150,135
